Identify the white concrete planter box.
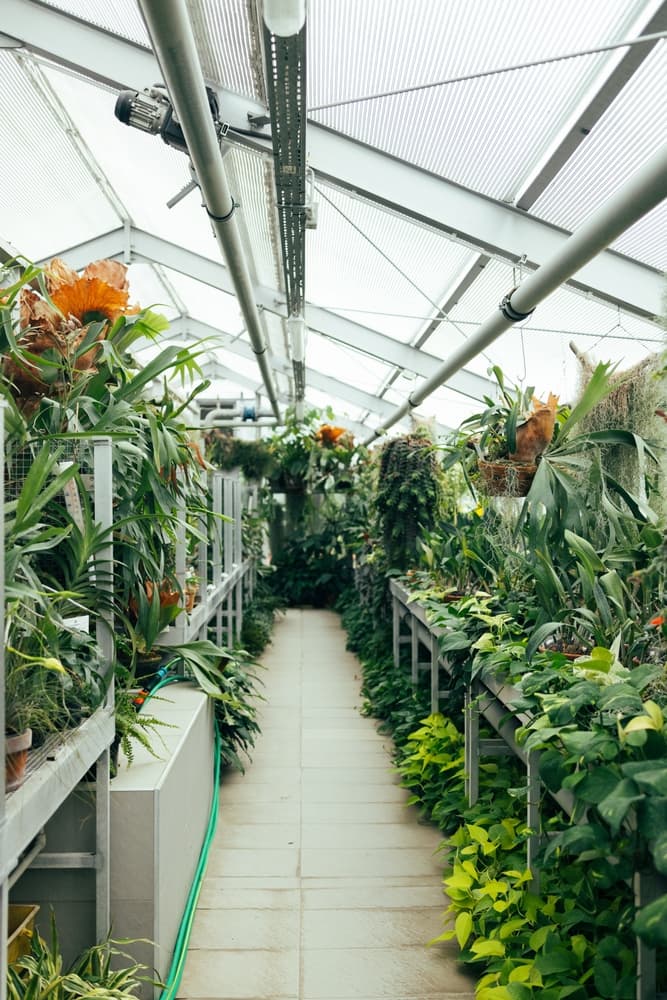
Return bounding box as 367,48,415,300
110,684,215,999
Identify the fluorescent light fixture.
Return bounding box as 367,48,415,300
288,315,306,363
263,0,306,36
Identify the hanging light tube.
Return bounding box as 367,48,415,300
263,0,306,37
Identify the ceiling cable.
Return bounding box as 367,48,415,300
316,185,496,365
307,31,667,113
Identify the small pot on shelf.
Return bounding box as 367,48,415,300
5,728,33,792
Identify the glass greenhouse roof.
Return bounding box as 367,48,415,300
1,0,665,440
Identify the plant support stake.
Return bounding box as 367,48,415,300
363,142,667,445
137,0,281,420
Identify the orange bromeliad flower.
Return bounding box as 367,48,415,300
47,257,138,325
3,257,139,404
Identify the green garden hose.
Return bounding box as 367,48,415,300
139,674,222,1000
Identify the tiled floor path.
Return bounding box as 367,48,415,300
178,609,476,1000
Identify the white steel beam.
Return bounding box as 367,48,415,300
200,360,373,439
4,0,663,320
168,317,411,424
42,228,495,401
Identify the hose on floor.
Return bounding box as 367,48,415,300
136,671,222,1000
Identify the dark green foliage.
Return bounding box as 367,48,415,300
205,430,275,480
270,530,353,607
374,431,445,571
241,576,283,656
213,652,264,772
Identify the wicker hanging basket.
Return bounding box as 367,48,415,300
477,459,537,497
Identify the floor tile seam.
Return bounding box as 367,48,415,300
298,609,305,1000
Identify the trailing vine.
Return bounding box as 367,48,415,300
374,430,445,572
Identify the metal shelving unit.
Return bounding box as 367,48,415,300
158,471,253,648
0,427,114,997
389,579,665,1000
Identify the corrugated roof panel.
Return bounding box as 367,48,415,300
161,268,244,334
309,0,645,201
188,0,261,98
531,45,667,270
307,183,478,343
126,262,182,320
41,0,149,44
263,311,289,360
0,52,120,260
307,332,393,391
224,148,280,290
417,384,489,428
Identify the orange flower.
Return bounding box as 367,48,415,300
316,424,349,446
51,277,133,325
47,257,137,325
650,615,665,627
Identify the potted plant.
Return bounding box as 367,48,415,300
184,568,200,612
445,366,559,497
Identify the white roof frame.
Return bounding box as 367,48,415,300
197,359,373,439
3,0,663,321
40,228,496,402
167,316,432,429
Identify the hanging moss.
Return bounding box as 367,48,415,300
574,349,665,504
373,430,445,572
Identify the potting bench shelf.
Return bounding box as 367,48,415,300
1,706,114,878
389,578,661,1000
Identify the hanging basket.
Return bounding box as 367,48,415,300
477,459,537,497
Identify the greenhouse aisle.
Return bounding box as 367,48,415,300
177,609,476,1000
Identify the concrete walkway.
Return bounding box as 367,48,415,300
178,609,475,1000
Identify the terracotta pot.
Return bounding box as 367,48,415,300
5,728,32,792
478,459,537,497
185,585,199,612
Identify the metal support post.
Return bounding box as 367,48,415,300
95,748,110,939
93,438,114,692
430,635,439,714
410,618,419,685
212,473,223,645
527,750,541,892
196,468,207,600
223,479,233,577
392,597,400,669
635,871,661,1000
465,687,479,805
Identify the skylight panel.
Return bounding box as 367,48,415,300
0,53,119,260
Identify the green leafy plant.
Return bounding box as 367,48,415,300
161,641,263,771
7,912,154,997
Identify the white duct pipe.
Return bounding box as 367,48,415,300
208,419,279,428
364,142,667,445
138,0,281,420
204,407,275,426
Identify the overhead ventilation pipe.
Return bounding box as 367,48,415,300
363,142,667,446
136,0,281,420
